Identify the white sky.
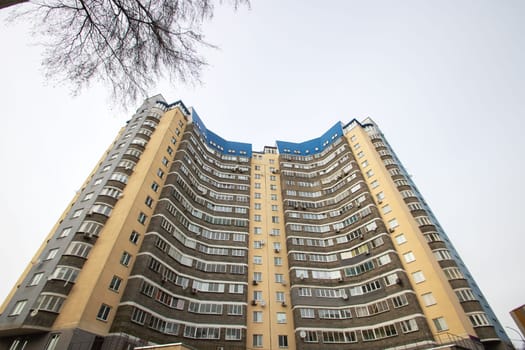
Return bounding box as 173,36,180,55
1,0,524,346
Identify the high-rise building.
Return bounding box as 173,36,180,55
0,96,512,350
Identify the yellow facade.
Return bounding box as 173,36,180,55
345,125,476,340
52,108,187,334
247,148,295,350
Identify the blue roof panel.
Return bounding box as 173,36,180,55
276,122,344,155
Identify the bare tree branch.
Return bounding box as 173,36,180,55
10,0,249,106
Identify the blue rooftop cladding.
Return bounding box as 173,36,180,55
191,109,253,157
276,122,344,156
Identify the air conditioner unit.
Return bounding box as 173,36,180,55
274,248,280,253
83,232,93,240
260,300,266,307
260,240,265,245
389,228,395,233
342,294,349,300
281,301,287,307
251,299,257,306
252,280,258,286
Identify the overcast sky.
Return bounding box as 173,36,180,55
1,0,524,346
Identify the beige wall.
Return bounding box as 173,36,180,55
247,149,295,350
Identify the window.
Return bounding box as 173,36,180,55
298,288,312,297
388,218,399,230
254,183,261,189
138,212,147,224
72,209,83,218
412,271,425,283
271,216,279,223
382,204,392,214
44,334,60,350
254,227,262,235
391,294,408,308
300,308,314,318
253,311,263,323
371,180,379,188
109,276,122,292
58,227,72,238
271,194,277,200
35,294,65,313
395,234,407,245
253,290,263,301
96,304,111,321
403,251,416,263
274,257,282,266
366,169,374,178
226,328,242,340
275,274,284,283
271,228,280,236
272,205,278,211
254,215,261,222
376,191,385,201
167,146,173,155
443,267,464,280
455,288,476,302
254,203,261,210
362,160,369,167
129,231,140,244
277,312,287,323
400,319,419,333
433,249,453,261
270,184,277,190
253,256,262,264
253,272,262,282
276,291,285,302
83,192,94,201
433,317,448,332
29,272,44,286
469,313,490,327
9,339,28,350
162,157,169,166
93,177,103,186
354,143,360,149
422,292,436,306
10,300,27,316
254,193,261,199
120,252,132,266
278,335,288,348
145,196,153,207
45,248,59,260
151,181,159,192
253,334,263,347
228,304,243,315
